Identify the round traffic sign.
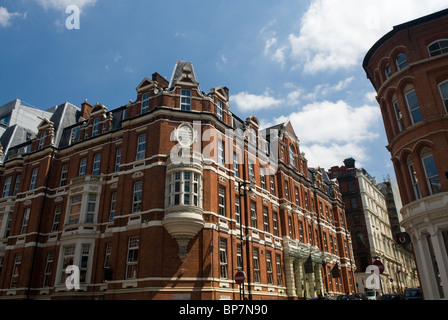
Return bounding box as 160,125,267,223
235,271,246,285
373,260,384,274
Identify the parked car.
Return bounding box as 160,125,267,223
379,294,404,300
365,291,380,300
404,288,422,300
353,293,368,300
334,294,357,300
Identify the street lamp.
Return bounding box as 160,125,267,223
237,177,254,300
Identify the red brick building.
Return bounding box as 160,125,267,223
0,61,356,300
363,9,448,299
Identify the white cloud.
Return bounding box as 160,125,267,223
35,0,97,11
274,100,381,168
289,0,448,73
230,91,284,112
0,7,24,27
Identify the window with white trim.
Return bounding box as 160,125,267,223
216,100,222,120
263,206,269,232
2,176,12,198
218,139,225,165
59,245,75,284
428,39,448,57
421,150,442,195
142,93,150,114
86,194,97,223
79,244,91,283
115,148,122,172
136,134,146,160
181,89,191,111
109,192,116,221
218,186,226,216
408,157,422,200
38,131,47,150
266,251,274,285
43,251,54,287
253,248,260,283
10,254,21,288
132,181,143,213
92,118,100,137
276,254,283,286
393,99,404,132
250,202,257,228
68,195,82,225
234,152,239,177
273,211,279,237
92,154,101,175
30,168,38,190
13,174,21,196
126,237,139,279
235,196,241,224
219,238,228,279
79,157,87,176
168,171,202,207
439,81,448,114
60,164,69,187
20,208,30,234
405,90,423,124
52,205,62,232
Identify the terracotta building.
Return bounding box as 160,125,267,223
0,61,356,300
363,9,448,299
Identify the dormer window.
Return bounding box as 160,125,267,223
181,90,191,111
142,93,150,114
92,118,100,137
217,100,223,120
38,132,47,150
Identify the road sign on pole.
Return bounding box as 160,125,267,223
373,260,385,274
235,271,246,285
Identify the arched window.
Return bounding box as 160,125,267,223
407,156,422,200
421,148,442,195
385,64,392,79
396,53,408,70
438,80,448,114
428,39,448,57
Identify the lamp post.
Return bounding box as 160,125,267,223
237,177,254,300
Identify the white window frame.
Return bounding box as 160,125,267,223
266,251,274,285
132,181,143,213
396,53,408,70
38,131,47,150
136,134,146,161
2,176,12,198
216,100,223,120
438,80,448,114
60,164,69,187
126,236,139,279
253,248,261,283
92,118,100,137
168,171,202,207
428,39,448,57
92,153,101,175
115,148,122,172
219,238,228,279
405,90,423,125
20,208,30,234
13,174,21,196
421,152,442,195
181,89,192,111
392,99,404,132
30,168,38,190
141,93,150,114
407,160,422,200
79,157,87,176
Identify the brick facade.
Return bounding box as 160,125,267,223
0,61,356,300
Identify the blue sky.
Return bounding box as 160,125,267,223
1,0,447,182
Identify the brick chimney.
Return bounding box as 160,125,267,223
81,100,92,119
